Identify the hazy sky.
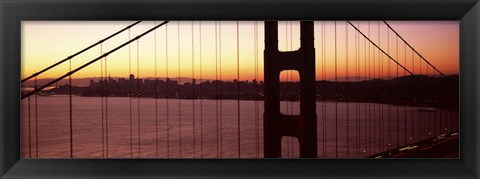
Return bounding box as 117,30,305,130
21,21,459,81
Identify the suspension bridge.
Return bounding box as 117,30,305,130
20,21,459,158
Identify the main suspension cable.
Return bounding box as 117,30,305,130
21,21,170,99
383,21,446,77
21,21,142,83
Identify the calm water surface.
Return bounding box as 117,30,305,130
21,96,459,158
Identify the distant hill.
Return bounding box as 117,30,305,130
22,74,458,87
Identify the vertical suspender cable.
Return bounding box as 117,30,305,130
352,21,356,157
417,49,424,140
374,22,378,154
376,22,380,153
374,23,378,152
363,24,368,156
137,39,141,157
236,21,241,158
404,43,409,143
35,77,39,157
334,21,338,158
378,22,383,152
105,56,109,158
367,22,371,155
345,21,349,157
380,22,384,152
315,21,319,157
215,21,220,157
396,36,400,147
423,52,427,139
253,21,257,157
387,25,392,149
219,22,223,157
69,57,73,158
318,22,322,157
100,44,105,158
443,96,446,132
444,67,448,132
355,21,359,157
128,29,133,158
355,21,361,158
426,57,429,75
191,21,196,158
101,42,109,158
426,56,430,137
154,21,159,158
199,21,204,158
417,46,421,140
433,66,437,135
412,48,416,141
378,21,385,152
367,21,372,154
324,22,328,157
378,23,382,152
411,52,421,139
178,22,182,158
165,24,170,158
372,22,376,154
28,95,32,157
322,21,326,158
428,57,437,137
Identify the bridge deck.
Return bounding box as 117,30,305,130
368,131,459,158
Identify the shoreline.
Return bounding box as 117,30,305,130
30,95,459,111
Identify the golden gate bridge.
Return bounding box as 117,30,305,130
20,21,459,158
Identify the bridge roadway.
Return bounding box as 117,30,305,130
368,131,459,158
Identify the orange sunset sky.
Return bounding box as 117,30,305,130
21,21,459,82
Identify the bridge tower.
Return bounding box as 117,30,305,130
263,21,317,158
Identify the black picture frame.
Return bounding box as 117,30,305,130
1,0,479,178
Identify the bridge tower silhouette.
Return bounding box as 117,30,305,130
263,21,317,158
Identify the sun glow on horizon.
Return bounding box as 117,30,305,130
22,21,459,83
